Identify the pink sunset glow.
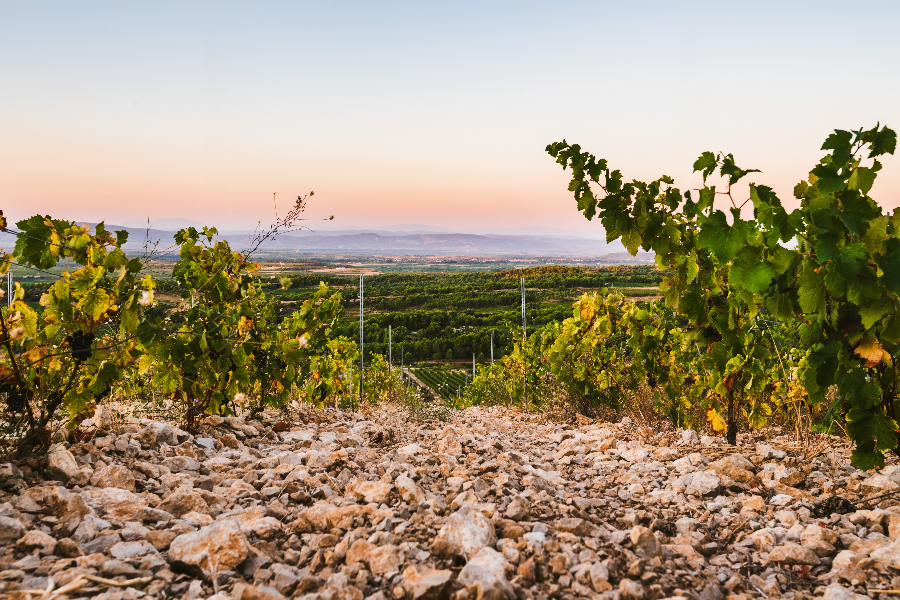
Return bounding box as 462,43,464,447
2,3,899,233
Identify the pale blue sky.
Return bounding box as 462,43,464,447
1,2,898,233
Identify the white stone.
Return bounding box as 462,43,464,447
458,547,514,600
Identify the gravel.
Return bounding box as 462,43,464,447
0,405,896,599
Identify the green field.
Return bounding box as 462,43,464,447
265,265,661,366
12,263,661,367
410,367,472,400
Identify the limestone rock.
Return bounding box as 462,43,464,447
395,474,425,504
347,479,393,504
0,516,25,542
139,421,191,446
90,464,136,492
85,487,148,519
402,564,453,600
767,543,821,565
163,455,202,473
860,473,900,494
821,583,871,600
630,525,661,559
346,539,375,565
168,520,250,579
801,524,838,557
504,496,531,522
47,444,89,483
16,529,57,554
431,505,497,558
709,454,756,483
619,579,646,600
590,562,613,592
457,547,515,600
870,539,900,568
158,487,210,518
368,544,404,575
240,516,282,539
684,471,721,496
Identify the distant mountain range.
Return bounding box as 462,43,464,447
0,224,654,260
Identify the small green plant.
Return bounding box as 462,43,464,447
0,213,153,451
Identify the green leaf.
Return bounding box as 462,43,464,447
822,129,852,151
750,185,782,223
13,215,69,269
876,238,900,295
883,311,900,345
797,264,827,315
65,389,95,428
859,296,893,329
730,259,776,295
766,290,797,320
848,167,877,195
835,193,880,238
697,210,751,264
822,129,853,167
78,287,111,320
153,368,180,394
811,162,845,195
693,152,717,182
834,242,867,281
863,216,888,255
768,245,800,276
697,186,716,212
89,361,119,396
71,267,102,295
718,153,760,186
869,126,897,158
622,230,641,256
850,441,884,470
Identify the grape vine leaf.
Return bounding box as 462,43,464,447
78,288,112,320
706,408,726,432
859,297,893,330
869,126,897,157
875,238,900,295
697,210,751,264
833,243,867,282
848,167,877,195
798,266,827,315
693,152,717,182
854,336,884,367
835,194,879,238
718,154,760,185
730,259,776,295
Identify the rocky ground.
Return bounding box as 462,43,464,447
0,405,897,600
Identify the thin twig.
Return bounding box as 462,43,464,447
82,574,153,587
856,488,900,508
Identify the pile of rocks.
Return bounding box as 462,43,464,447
0,405,896,600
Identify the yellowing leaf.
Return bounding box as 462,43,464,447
706,408,726,433
23,346,48,365
580,300,595,322
78,287,112,320
855,336,885,367
237,316,253,334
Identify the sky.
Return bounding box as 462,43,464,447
2,2,899,235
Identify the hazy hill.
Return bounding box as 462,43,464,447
0,224,654,259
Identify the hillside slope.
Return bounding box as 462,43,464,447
0,406,888,599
